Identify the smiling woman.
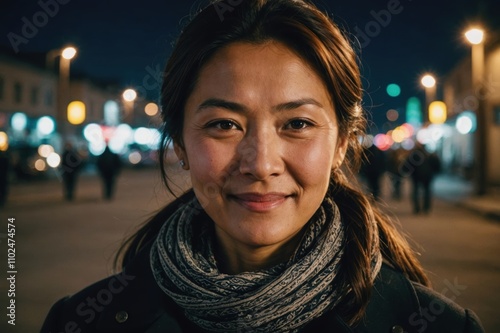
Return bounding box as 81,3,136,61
179,41,344,264
41,0,484,332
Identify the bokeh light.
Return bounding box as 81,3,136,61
456,111,476,134
0,132,8,151
386,84,401,97
401,138,415,150
104,100,120,125
38,144,54,158
122,89,137,102
83,123,104,143
67,101,86,125
465,28,484,45
373,133,393,151
89,141,106,156
34,159,47,171
406,97,422,127
46,152,61,168
128,151,142,165
386,109,399,122
428,101,447,124
12,112,28,132
61,46,77,60
144,102,159,116
421,75,436,88
37,116,56,136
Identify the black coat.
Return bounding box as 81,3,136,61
41,242,484,333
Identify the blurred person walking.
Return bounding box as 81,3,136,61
403,142,441,214
96,145,122,200
360,144,386,200
387,147,407,200
60,142,84,201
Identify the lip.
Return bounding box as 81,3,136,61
229,192,289,212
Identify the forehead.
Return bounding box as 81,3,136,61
204,41,309,72
189,41,333,106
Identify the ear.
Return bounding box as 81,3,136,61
174,142,189,170
332,137,348,169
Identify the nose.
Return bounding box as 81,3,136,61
237,128,285,180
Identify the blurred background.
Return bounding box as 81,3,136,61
0,0,499,332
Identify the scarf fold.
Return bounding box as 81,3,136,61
150,196,381,332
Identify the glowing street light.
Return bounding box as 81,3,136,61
421,75,436,88
465,27,487,195
465,28,484,45
420,74,436,124
122,89,137,124
122,89,137,102
61,46,77,60
54,45,78,137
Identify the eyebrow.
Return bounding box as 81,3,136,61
196,97,324,113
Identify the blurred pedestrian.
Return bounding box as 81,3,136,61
403,142,441,214
96,145,122,200
0,148,10,207
387,147,407,200
60,142,84,201
360,144,386,200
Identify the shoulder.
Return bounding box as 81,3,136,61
40,242,183,333
357,265,484,333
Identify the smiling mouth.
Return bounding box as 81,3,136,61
229,193,290,212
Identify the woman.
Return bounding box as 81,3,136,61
41,1,484,332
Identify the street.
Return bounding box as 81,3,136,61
1,166,499,332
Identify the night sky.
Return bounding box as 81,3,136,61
1,0,499,130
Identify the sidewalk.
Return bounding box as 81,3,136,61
433,174,500,222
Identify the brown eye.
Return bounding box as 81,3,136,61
218,120,235,130
286,119,310,130
206,120,239,130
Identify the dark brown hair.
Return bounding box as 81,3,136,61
116,0,430,325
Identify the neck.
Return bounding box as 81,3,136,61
214,231,303,275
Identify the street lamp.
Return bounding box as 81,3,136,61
54,46,77,138
122,88,137,124
465,27,487,195
420,74,436,124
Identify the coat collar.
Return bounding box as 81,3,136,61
93,240,421,333
95,241,181,332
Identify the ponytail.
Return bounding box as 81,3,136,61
330,171,430,324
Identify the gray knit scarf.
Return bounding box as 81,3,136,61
150,196,382,332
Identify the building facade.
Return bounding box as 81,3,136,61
443,35,500,186
0,50,124,150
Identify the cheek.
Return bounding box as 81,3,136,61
287,139,336,184
186,138,234,185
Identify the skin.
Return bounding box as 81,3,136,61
176,41,347,274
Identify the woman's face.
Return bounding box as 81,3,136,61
177,41,346,252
